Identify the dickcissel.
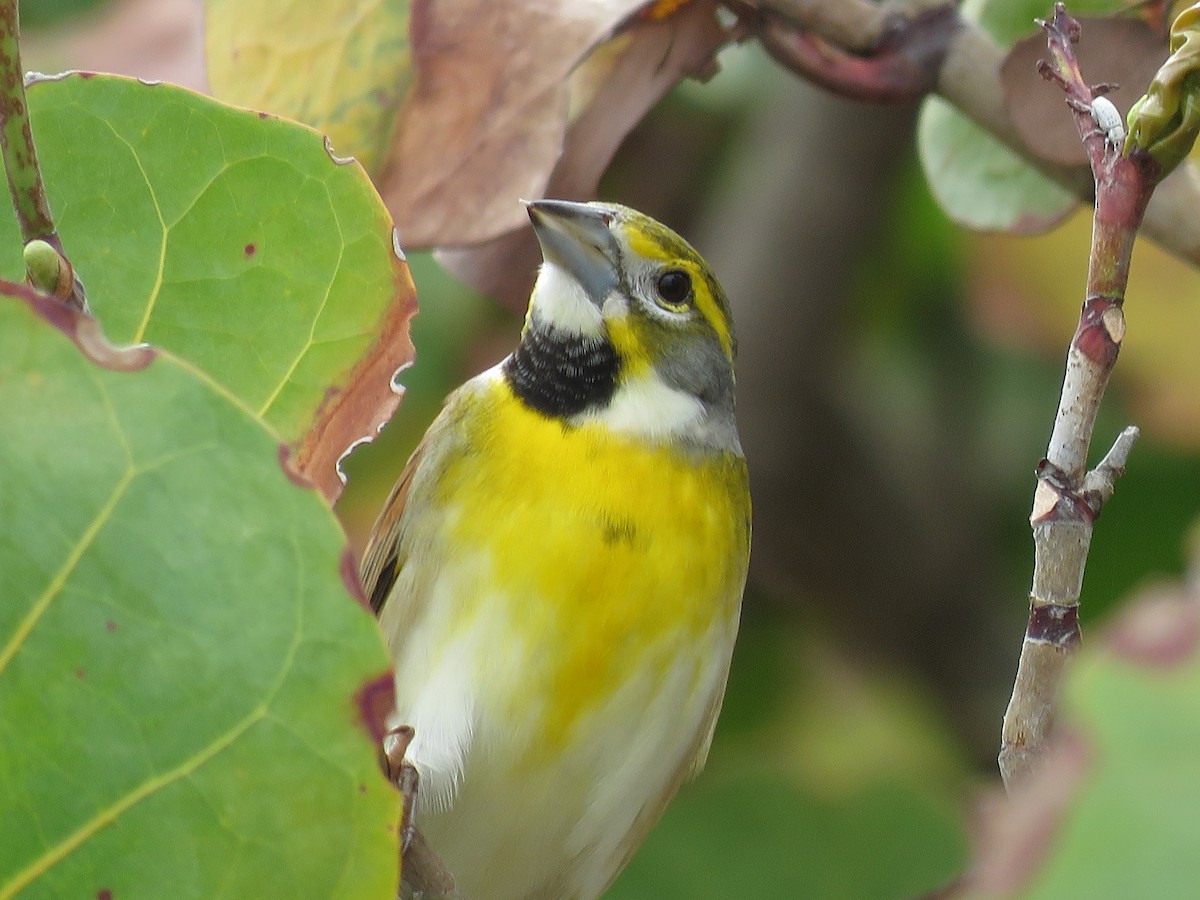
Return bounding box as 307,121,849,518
360,199,751,900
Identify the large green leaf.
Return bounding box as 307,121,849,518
1024,600,1200,898
918,96,1076,233
0,73,416,501
0,287,399,899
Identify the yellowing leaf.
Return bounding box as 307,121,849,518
206,0,411,172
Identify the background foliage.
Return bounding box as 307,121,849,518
13,1,1200,897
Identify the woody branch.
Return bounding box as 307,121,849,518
731,0,1200,270
997,4,1162,789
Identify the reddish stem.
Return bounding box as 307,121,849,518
754,3,961,105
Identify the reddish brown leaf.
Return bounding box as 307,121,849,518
1102,585,1200,670
355,670,398,746
438,0,730,309
290,252,418,504
378,0,727,249
0,279,156,371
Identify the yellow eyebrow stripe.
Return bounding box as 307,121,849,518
624,227,735,363
690,272,733,362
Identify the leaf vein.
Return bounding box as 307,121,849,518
0,468,135,677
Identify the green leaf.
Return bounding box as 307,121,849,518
917,96,1075,233
608,776,965,899
0,287,399,899
0,73,416,502
1024,620,1200,898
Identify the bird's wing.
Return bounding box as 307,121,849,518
683,668,730,782
358,367,488,615
358,376,499,812
359,432,427,615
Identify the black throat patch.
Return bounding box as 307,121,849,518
503,326,619,418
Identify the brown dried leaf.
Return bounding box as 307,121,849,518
1002,17,1166,166
379,0,725,248
437,0,729,309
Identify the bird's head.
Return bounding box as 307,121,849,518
507,199,739,452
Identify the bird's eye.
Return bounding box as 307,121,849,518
655,269,692,308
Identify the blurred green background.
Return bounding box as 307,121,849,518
26,3,1200,897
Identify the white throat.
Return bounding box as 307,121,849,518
576,371,704,439
529,262,605,338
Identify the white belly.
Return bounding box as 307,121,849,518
391,585,737,900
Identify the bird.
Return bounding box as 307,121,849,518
359,199,751,900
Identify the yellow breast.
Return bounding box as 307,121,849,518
434,376,751,755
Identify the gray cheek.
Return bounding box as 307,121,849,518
657,336,735,406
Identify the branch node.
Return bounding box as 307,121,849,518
1028,603,1082,648
1101,304,1126,344
1080,425,1140,512
1034,458,1072,493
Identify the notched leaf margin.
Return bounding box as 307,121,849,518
288,252,417,506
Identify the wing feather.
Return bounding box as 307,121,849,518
359,437,427,615
358,372,492,617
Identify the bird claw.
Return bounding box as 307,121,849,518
383,724,421,851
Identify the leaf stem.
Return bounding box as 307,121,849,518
0,1,52,241
0,1,86,310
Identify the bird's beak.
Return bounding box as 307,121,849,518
526,199,620,304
